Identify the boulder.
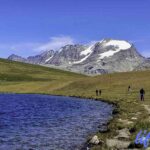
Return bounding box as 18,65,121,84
106,139,130,149
89,135,100,145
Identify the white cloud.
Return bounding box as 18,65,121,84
0,36,76,57
0,36,75,52
35,36,75,51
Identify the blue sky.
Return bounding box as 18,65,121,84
0,0,150,58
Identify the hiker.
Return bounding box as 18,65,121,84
96,89,98,96
140,88,145,101
99,90,102,96
128,86,131,92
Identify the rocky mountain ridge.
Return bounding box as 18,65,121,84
8,39,150,75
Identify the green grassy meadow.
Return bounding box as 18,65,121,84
0,58,150,149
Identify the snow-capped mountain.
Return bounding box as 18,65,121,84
8,39,149,75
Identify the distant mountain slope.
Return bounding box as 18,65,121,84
134,59,150,71
27,50,55,64
8,38,150,75
8,54,27,63
0,58,84,82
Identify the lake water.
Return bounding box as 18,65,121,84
0,94,113,150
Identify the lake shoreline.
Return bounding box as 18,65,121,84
0,92,118,150
71,96,119,150
1,92,149,149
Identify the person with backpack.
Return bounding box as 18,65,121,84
140,88,145,101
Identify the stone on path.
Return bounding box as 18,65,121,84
106,139,130,149
114,128,130,140
143,104,150,121
143,105,150,115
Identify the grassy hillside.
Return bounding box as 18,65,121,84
0,58,86,93
0,58,150,149
52,70,150,149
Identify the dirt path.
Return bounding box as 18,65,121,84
143,104,150,121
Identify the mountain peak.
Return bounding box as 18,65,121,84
7,38,148,75
94,39,132,60
103,39,131,49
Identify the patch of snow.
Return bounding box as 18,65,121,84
68,61,72,65
73,45,94,64
105,40,131,50
73,53,90,64
58,48,63,52
80,40,105,56
80,45,93,56
99,50,120,59
45,56,53,62
99,40,131,60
